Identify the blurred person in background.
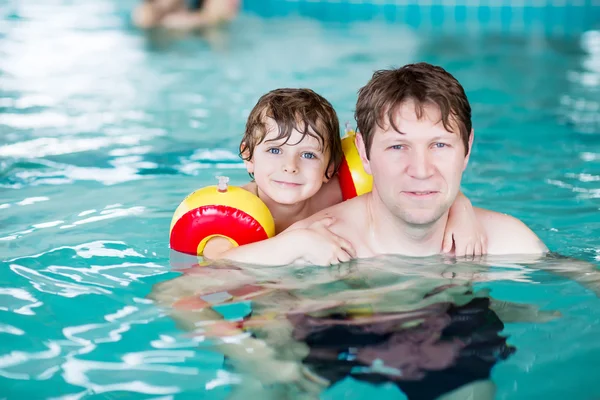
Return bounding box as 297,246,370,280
133,0,240,30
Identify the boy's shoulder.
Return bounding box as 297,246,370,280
241,181,258,195
308,175,344,215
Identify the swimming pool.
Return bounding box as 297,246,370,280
1,0,599,398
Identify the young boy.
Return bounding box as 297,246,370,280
202,88,486,266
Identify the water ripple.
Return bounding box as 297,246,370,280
0,288,43,316
4,241,169,292
9,265,112,298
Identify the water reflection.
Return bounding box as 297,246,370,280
560,30,600,135
150,254,568,399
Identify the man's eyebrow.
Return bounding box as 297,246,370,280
383,128,407,137
432,131,460,140
431,132,456,139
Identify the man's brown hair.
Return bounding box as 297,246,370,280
355,63,472,158
240,88,342,180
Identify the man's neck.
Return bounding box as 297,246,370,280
365,192,449,257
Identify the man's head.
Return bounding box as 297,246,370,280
240,88,342,205
354,63,474,226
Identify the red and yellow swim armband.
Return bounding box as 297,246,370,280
169,177,275,256
338,128,373,201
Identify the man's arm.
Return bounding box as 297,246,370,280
527,253,600,297
477,208,600,296
147,274,309,384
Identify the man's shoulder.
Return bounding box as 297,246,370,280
475,208,549,255
288,194,366,231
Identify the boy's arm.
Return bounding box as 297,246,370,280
206,218,355,267
204,232,304,266
202,237,237,260
443,192,488,257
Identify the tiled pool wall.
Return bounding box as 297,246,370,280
242,0,600,35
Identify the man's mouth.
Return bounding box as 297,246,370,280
402,191,438,197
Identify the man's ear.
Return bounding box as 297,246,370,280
240,142,254,174
355,132,372,175
463,129,474,171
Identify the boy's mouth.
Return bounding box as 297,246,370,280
272,180,302,188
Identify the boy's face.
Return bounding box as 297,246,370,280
244,118,331,205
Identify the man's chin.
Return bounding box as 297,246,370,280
396,208,447,227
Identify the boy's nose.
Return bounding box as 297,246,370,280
283,164,298,174
283,159,299,174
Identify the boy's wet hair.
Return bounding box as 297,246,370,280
240,88,342,180
355,62,472,158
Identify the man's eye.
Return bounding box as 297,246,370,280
434,143,448,148
390,145,404,150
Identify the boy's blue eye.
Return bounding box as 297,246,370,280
302,152,317,159
268,148,281,154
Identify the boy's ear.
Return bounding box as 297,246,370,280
323,163,335,183
355,132,372,175
240,142,254,174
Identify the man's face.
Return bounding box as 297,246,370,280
357,100,472,227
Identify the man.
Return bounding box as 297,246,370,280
150,63,592,400
291,62,549,259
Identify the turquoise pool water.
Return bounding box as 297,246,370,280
1,1,600,399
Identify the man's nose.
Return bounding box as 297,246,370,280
406,150,434,179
